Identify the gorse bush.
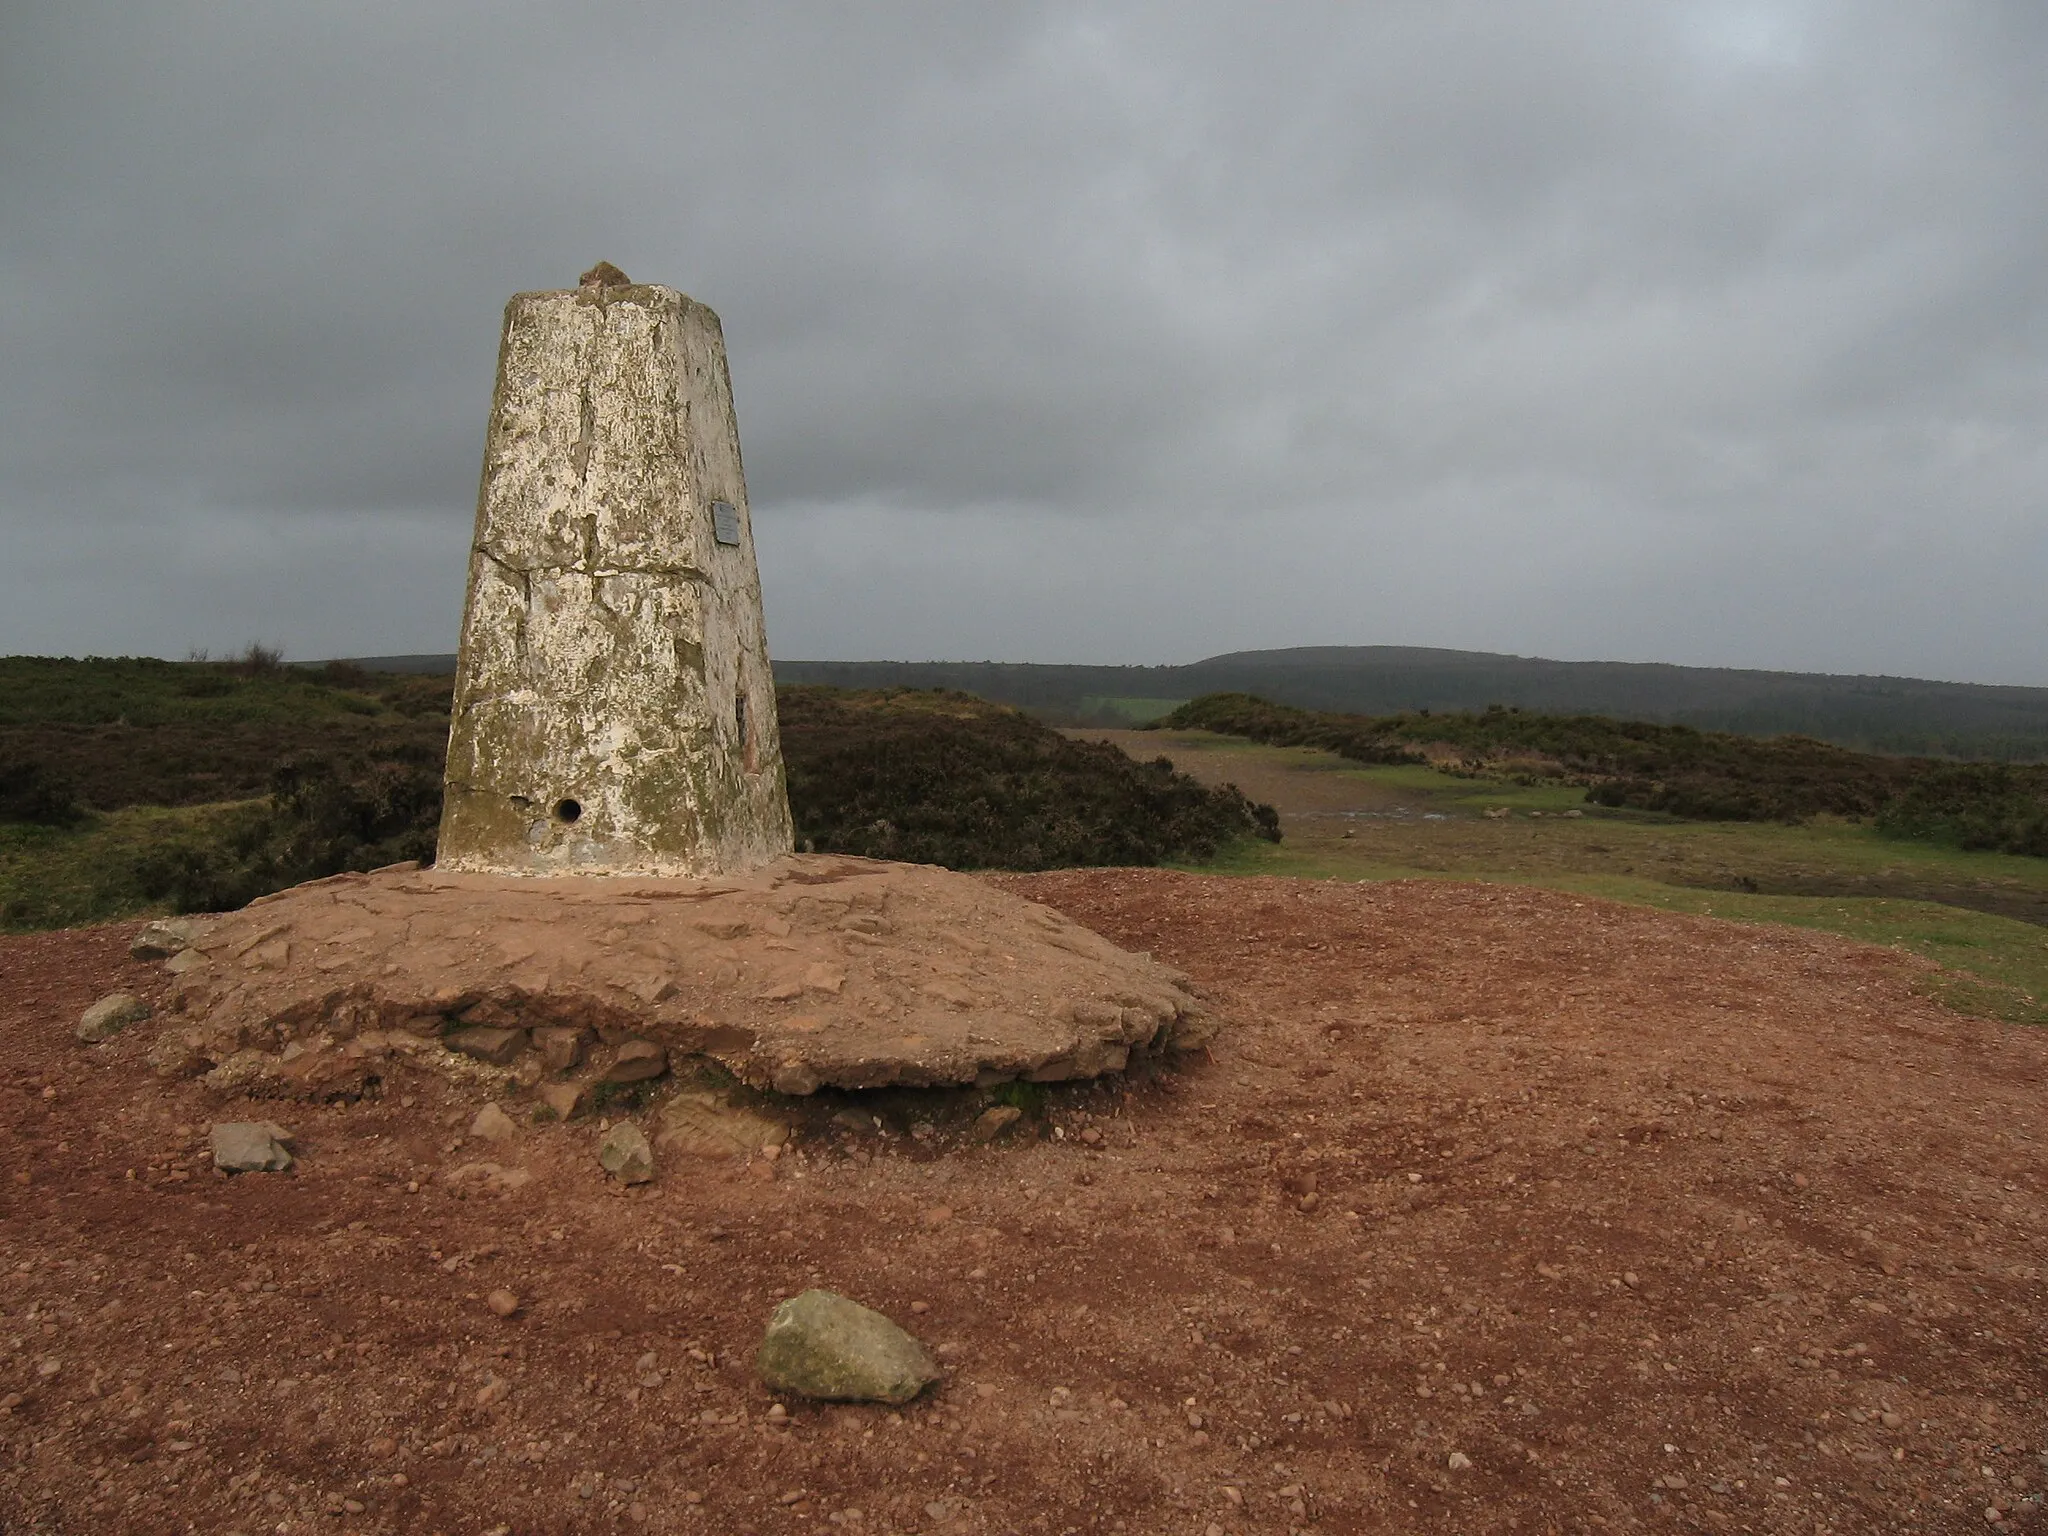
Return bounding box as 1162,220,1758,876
777,686,1278,870
131,752,443,914
0,656,453,811
0,760,86,827
1874,765,2048,858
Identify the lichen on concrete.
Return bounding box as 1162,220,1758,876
439,281,792,877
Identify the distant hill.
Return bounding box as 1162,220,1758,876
326,654,461,676
336,646,2048,762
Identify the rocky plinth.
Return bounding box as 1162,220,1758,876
149,855,1213,1101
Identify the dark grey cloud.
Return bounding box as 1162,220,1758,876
2,2,2043,680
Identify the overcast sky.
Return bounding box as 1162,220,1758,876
2,3,2044,682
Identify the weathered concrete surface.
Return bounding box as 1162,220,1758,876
440,274,793,877
147,856,1215,1097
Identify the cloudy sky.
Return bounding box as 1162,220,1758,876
2,3,2044,682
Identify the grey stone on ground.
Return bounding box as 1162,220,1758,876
597,1122,655,1184
130,918,204,960
757,1289,939,1404
77,993,150,1044
210,1122,293,1173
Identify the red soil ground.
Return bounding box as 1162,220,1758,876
2,870,2044,1535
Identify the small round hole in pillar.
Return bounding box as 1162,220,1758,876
552,798,582,825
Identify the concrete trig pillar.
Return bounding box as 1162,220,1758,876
437,266,794,876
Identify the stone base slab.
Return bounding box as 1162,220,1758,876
154,856,1214,1096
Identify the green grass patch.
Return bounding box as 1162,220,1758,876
988,1080,1050,1117
0,801,262,932
1076,696,1189,725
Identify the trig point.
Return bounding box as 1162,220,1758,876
142,264,1217,1103
438,264,794,876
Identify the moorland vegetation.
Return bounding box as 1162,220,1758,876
0,658,1277,929
1163,693,2048,857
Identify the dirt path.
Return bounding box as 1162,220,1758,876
3,875,2045,1533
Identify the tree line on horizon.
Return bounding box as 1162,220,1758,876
772,648,2048,762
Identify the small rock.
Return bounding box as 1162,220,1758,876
771,1060,821,1095
146,1031,210,1079
598,1123,655,1185
537,1080,590,1121
534,1026,590,1074
77,992,150,1044
971,1106,1023,1142
210,1122,293,1173
470,1103,519,1143
756,1290,939,1404
443,1161,534,1194
130,918,202,960
446,1027,527,1066
486,1289,521,1318
658,1093,787,1159
164,949,210,975
1447,1451,1474,1471
605,1039,669,1085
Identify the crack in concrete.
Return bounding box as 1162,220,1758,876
570,375,597,485
478,546,709,583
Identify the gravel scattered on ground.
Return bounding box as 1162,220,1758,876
1,873,2044,1533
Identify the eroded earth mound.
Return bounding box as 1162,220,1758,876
145,855,1210,1103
